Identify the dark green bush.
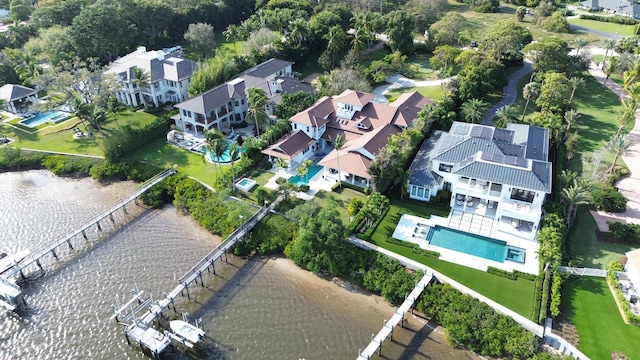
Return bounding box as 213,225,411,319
41,154,101,175
591,185,628,212
487,266,518,280
298,184,309,192
579,14,639,25
607,221,640,244
102,112,173,161
275,177,287,185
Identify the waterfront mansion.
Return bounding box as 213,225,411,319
407,121,552,240
262,90,430,188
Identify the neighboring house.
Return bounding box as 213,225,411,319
262,90,431,188
407,121,552,239
580,0,640,18
105,46,195,108
0,84,37,114
173,58,313,135
625,248,640,292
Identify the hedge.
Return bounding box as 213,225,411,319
487,267,537,281
579,14,639,25
531,273,544,322
608,221,640,244
607,270,640,325
102,112,174,161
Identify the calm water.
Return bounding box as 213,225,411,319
0,170,478,360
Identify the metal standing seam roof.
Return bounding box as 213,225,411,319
239,58,293,78
176,81,246,115
453,158,552,193
408,131,444,187
434,138,504,163
0,84,36,101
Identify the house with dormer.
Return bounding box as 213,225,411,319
172,58,313,135
262,89,430,187
105,46,195,108
407,121,552,239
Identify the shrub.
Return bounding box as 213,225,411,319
591,185,627,212
102,113,173,161
541,12,570,33
607,221,640,244
579,14,639,25
298,184,310,192
275,177,287,185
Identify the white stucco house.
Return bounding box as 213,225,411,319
0,84,37,114
105,46,195,108
407,121,552,240
580,0,640,18
172,58,313,135
262,89,431,187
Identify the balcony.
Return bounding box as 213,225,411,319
501,201,541,219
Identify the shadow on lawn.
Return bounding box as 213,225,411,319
562,276,607,320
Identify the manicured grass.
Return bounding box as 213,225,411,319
181,33,245,61
366,192,535,317
314,187,368,225
562,276,640,359
126,137,228,188
567,206,633,268
568,18,636,37
407,54,438,81
385,85,443,102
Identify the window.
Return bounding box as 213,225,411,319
293,123,297,130
417,187,424,198
182,109,192,117
439,163,453,172
234,100,239,106
154,83,160,89
411,186,417,196
511,188,535,203
306,126,309,132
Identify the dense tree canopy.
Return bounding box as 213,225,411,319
383,10,415,55
481,20,532,64
429,12,468,47
275,91,316,120
524,37,570,78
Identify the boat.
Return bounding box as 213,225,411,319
0,249,30,275
169,320,205,344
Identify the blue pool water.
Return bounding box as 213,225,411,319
288,165,323,186
428,226,507,263
19,111,68,128
199,140,242,163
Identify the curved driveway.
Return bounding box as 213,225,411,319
482,61,533,125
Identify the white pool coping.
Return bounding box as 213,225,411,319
392,214,539,275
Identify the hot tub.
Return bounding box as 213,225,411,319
235,178,257,192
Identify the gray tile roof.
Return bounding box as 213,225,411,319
240,58,293,78
435,137,503,163
106,48,194,83
177,80,246,114
408,131,444,187
452,156,552,193
0,84,36,101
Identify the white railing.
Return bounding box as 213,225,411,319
557,267,608,277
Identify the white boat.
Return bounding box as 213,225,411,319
0,249,30,275
170,320,205,344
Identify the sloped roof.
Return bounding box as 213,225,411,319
289,96,333,127
408,131,444,188
390,91,432,109
0,84,36,102
177,80,246,114
334,90,376,107
240,58,293,78
106,47,194,83
435,137,504,163
319,151,373,179
347,123,400,159
262,130,314,160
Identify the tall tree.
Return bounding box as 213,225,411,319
132,68,150,107
383,10,415,55
523,37,570,79
331,134,346,188
536,72,572,115
607,134,632,173
184,23,216,59
223,24,242,54
324,25,346,68
568,76,585,103
562,179,590,228
603,57,619,88
481,19,532,64
521,82,540,121
493,105,518,128
247,87,268,136
572,38,587,55
461,98,489,123
287,18,309,47
428,11,467,47
601,38,617,69
563,109,580,138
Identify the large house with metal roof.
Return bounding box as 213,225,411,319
105,46,195,108
262,89,431,188
172,58,313,135
580,0,640,18
407,121,552,239
0,84,37,114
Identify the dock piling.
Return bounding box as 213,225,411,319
82,230,87,241
96,220,102,231
109,213,115,223
50,249,58,260
66,239,74,250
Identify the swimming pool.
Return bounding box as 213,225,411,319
19,111,69,128
198,140,242,163
427,226,525,264
288,165,323,186
235,178,257,192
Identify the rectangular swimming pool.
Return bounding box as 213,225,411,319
19,110,69,128
429,226,507,263
288,165,323,186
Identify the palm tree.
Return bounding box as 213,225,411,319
572,38,588,55
460,98,488,124
324,25,346,68
394,167,410,198
132,68,150,107
522,82,540,121
601,38,617,69
351,28,368,59
105,95,124,129
247,87,268,136
14,54,43,86
603,57,619,87
607,133,632,173
275,157,288,177
331,134,345,188
223,25,241,54
288,19,308,46
562,179,591,228
493,105,518,128
515,6,526,22
212,138,229,177
568,77,585,103
298,159,313,183
559,169,579,188
563,109,580,137
616,98,638,136
228,143,241,189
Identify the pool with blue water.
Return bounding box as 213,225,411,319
427,226,526,264
288,165,323,186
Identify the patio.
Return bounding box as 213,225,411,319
452,194,497,218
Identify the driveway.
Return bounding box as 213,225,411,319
482,61,533,125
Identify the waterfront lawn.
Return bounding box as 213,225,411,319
126,137,227,188
568,18,636,37
366,191,534,317
567,206,633,268
562,276,640,359
314,187,368,225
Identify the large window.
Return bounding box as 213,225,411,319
511,188,535,203
439,163,453,172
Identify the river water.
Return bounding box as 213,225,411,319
0,170,478,360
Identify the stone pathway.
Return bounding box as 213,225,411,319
586,62,640,231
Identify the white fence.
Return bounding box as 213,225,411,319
557,266,608,277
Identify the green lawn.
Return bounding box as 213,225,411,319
567,206,634,268
568,18,637,37
0,110,159,157
563,276,640,359
315,187,368,225
181,33,245,62
385,85,443,102
366,192,535,317
126,137,227,188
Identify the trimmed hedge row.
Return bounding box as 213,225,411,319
531,273,544,323
608,221,640,244
331,180,368,193
386,237,440,259
102,112,174,161
607,270,640,325
579,14,639,25
487,267,537,281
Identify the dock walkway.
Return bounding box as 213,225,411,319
2,169,176,280
357,273,433,359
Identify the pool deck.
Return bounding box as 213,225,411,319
393,214,539,275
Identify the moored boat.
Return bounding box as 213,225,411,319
169,320,205,344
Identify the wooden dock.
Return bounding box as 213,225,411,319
357,273,433,360
1,169,176,281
